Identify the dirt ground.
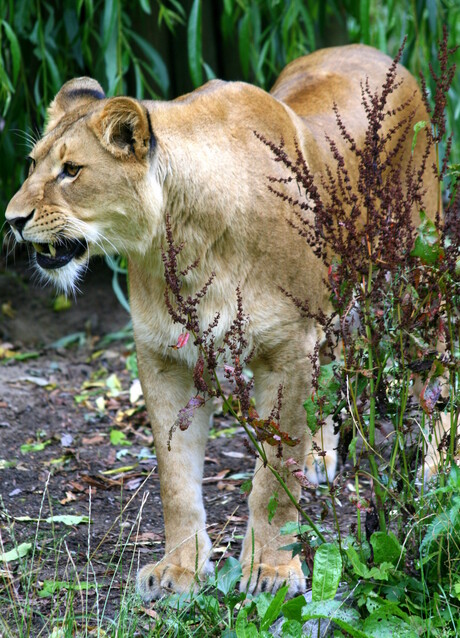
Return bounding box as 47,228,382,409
0,256,362,634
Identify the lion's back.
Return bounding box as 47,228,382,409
271,45,403,117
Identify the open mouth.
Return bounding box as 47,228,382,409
33,238,88,269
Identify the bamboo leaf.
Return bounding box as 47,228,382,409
238,12,251,79
360,0,371,44
138,0,151,15
1,21,21,85
102,0,117,49
127,30,169,96
44,50,62,92
187,0,202,88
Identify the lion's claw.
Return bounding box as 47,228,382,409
137,561,213,601
240,561,306,597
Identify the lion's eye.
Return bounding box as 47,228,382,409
27,157,36,176
61,162,82,179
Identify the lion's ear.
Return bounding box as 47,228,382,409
46,77,105,130
90,97,153,161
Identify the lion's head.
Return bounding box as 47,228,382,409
5,77,163,293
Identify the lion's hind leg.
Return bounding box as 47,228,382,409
240,334,331,596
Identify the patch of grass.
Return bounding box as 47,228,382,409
0,475,154,637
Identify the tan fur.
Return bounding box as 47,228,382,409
6,44,441,599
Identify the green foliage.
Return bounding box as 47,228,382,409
411,211,444,264
1,0,459,221
304,362,341,434
311,542,342,601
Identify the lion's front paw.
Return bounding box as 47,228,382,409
137,561,213,601
240,559,306,597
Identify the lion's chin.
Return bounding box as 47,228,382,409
34,251,89,296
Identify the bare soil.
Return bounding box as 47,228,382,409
0,256,360,634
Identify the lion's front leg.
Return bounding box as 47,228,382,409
240,342,337,596
240,451,307,597
135,352,214,601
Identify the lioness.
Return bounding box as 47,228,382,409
6,44,437,599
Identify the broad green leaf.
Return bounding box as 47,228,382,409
240,478,252,494
14,515,89,525
20,440,51,453
280,521,312,536
363,610,418,637
448,462,460,488
454,582,460,601
255,592,273,623
235,605,259,638
187,0,202,88
110,429,131,446
410,211,443,264
419,501,460,560
300,600,368,637
370,531,404,567
312,543,342,601
345,546,392,581
281,594,305,622
0,542,32,563
280,619,303,637
260,585,289,631
217,556,242,595
38,579,96,597
46,515,89,526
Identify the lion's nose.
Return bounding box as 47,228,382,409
7,210,35,235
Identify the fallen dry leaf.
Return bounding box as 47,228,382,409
134,532,163,543
202,469,231,483
217,481,236,491
60,491,78,505
68,481,86,492
82,435,105,445
140,606,160,619
221,451,246,459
